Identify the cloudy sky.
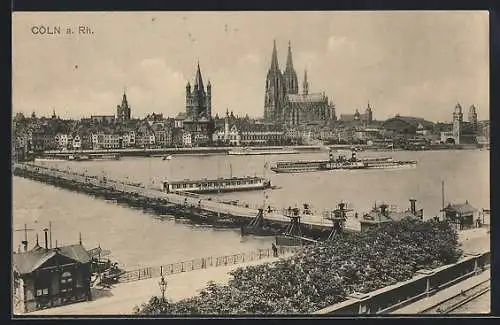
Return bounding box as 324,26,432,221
12,11,489,122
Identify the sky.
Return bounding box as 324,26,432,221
12,11,489,122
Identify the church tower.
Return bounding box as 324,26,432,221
468,105,478,133
264,40,285,122
453,103,463,144
283,41,299,95
302,70,309,95
186,62,211,120
117,90,131,122
364,101,373,124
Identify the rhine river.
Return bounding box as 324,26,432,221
13,149,489,269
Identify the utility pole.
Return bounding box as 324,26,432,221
49,221,52,248
441,180,445,220
14,223,35,252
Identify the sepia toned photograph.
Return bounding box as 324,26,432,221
11,11,490,316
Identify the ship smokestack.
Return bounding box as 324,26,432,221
43,228,49,249
410,199,416,214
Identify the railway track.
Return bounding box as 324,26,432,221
421,278,490,314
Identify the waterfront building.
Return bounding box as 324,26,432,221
441,103,480,145
182,131,192,147
31,128,57,152
116,91,132,122
263,41,335,126
239,123,284,146
174,112,186,129
54,133,69,150
151,122,170,148
182,63,215,146
12,241,92,313
381,115,434,138
136,122,156,148
212,109,241,146
171,128,184,147
442,201,478,230
72,134,81,150
91,132,122,149
339,102,374,124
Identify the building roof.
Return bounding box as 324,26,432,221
382,116,435,129
175,112,187,120
286,93,327,103
443,202,477,215
13,244,91,275
361,204,418,224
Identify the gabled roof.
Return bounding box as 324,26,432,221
13,244,91,275
443,202,477,215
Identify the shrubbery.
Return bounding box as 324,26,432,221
134,218,462,315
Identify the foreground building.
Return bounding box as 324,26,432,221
12,240,92,313
442,201,478,230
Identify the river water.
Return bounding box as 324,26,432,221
13,149,489,269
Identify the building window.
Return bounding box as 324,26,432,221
60,271,73,293
36,288,49,297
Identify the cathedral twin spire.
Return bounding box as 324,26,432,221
268,40,299,95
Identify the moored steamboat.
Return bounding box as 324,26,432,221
161,176,272,194
270,150,416,173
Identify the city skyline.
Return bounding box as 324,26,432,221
12,11,489,122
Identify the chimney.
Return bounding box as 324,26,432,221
43,228,49,249
410,199,417,214
380,204,388,217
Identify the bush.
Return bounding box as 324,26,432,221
134,218,461,315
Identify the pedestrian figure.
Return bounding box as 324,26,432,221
268,205,272,213
354,212,358,219
272,243,278,257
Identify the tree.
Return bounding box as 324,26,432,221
135,218,461,315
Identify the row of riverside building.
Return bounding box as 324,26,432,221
13,41,490,158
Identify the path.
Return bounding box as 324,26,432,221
26,255,289,316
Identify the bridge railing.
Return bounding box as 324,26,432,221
117,246,302,283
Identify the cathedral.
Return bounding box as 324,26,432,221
183,63,214,144
264,41,335,126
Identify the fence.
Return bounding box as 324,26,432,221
117,246,302,283
314,250,490,315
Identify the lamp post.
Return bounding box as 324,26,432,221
158,266,167,303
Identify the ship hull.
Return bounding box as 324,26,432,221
228,150,299,156
172,184,271,194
